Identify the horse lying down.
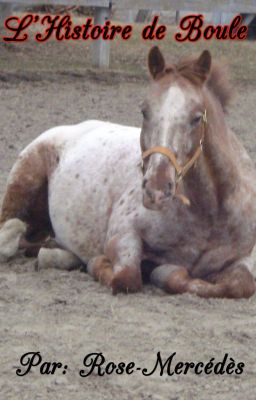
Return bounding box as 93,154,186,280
0,47,256,298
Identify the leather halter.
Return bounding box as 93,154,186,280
141,110,207,206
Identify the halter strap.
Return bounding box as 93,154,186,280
142,109,207,182
141,110,207,206
142,146,183,175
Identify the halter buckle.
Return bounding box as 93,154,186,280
176,170,183,183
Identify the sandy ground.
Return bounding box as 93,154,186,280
0,41,256,399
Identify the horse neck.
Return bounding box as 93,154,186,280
184,94,239,214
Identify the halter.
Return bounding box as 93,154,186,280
141,110,207,205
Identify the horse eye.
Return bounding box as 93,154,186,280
191,114,202,127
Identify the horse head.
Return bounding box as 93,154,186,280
141,47,211,210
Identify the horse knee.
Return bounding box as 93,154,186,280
150,265,189,294
208,265,256,299
0,218,27,261
37,248,81,271
226,266,256,299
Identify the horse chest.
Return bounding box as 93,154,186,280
140,205,216,267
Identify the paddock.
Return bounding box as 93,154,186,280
0,11,256,400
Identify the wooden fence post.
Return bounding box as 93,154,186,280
92,6,110,68
0,2,14,31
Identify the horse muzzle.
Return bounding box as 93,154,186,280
142,178,175,210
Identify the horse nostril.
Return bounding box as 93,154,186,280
164,182,174,197
142,179,148,189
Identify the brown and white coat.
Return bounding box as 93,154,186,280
0,48,255,298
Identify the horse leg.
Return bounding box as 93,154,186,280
104,233,143,294
87,257,157,290
0,142,53,260
87,255,114,288
37,247,81,271
19,236,61,258
150,262,256,299
1,144,47,224
206,261,255,299
0,219,27,261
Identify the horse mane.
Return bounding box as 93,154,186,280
165,56,233,113
205,62,233,112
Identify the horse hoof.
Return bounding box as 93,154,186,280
111,267,142,295
37,248,81,270
0,218,27,261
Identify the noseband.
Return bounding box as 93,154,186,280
141,110,207,205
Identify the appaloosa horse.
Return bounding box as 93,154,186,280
0,48,256,298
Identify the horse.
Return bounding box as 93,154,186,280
0,47,255,298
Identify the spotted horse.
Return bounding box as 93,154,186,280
1,48,256,298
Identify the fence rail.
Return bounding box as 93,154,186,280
0,0,110,6
1,0,256,12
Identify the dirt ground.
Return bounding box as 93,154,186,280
0,15,256,400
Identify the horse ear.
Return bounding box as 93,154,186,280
148,46,166,79
193,50,211,83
